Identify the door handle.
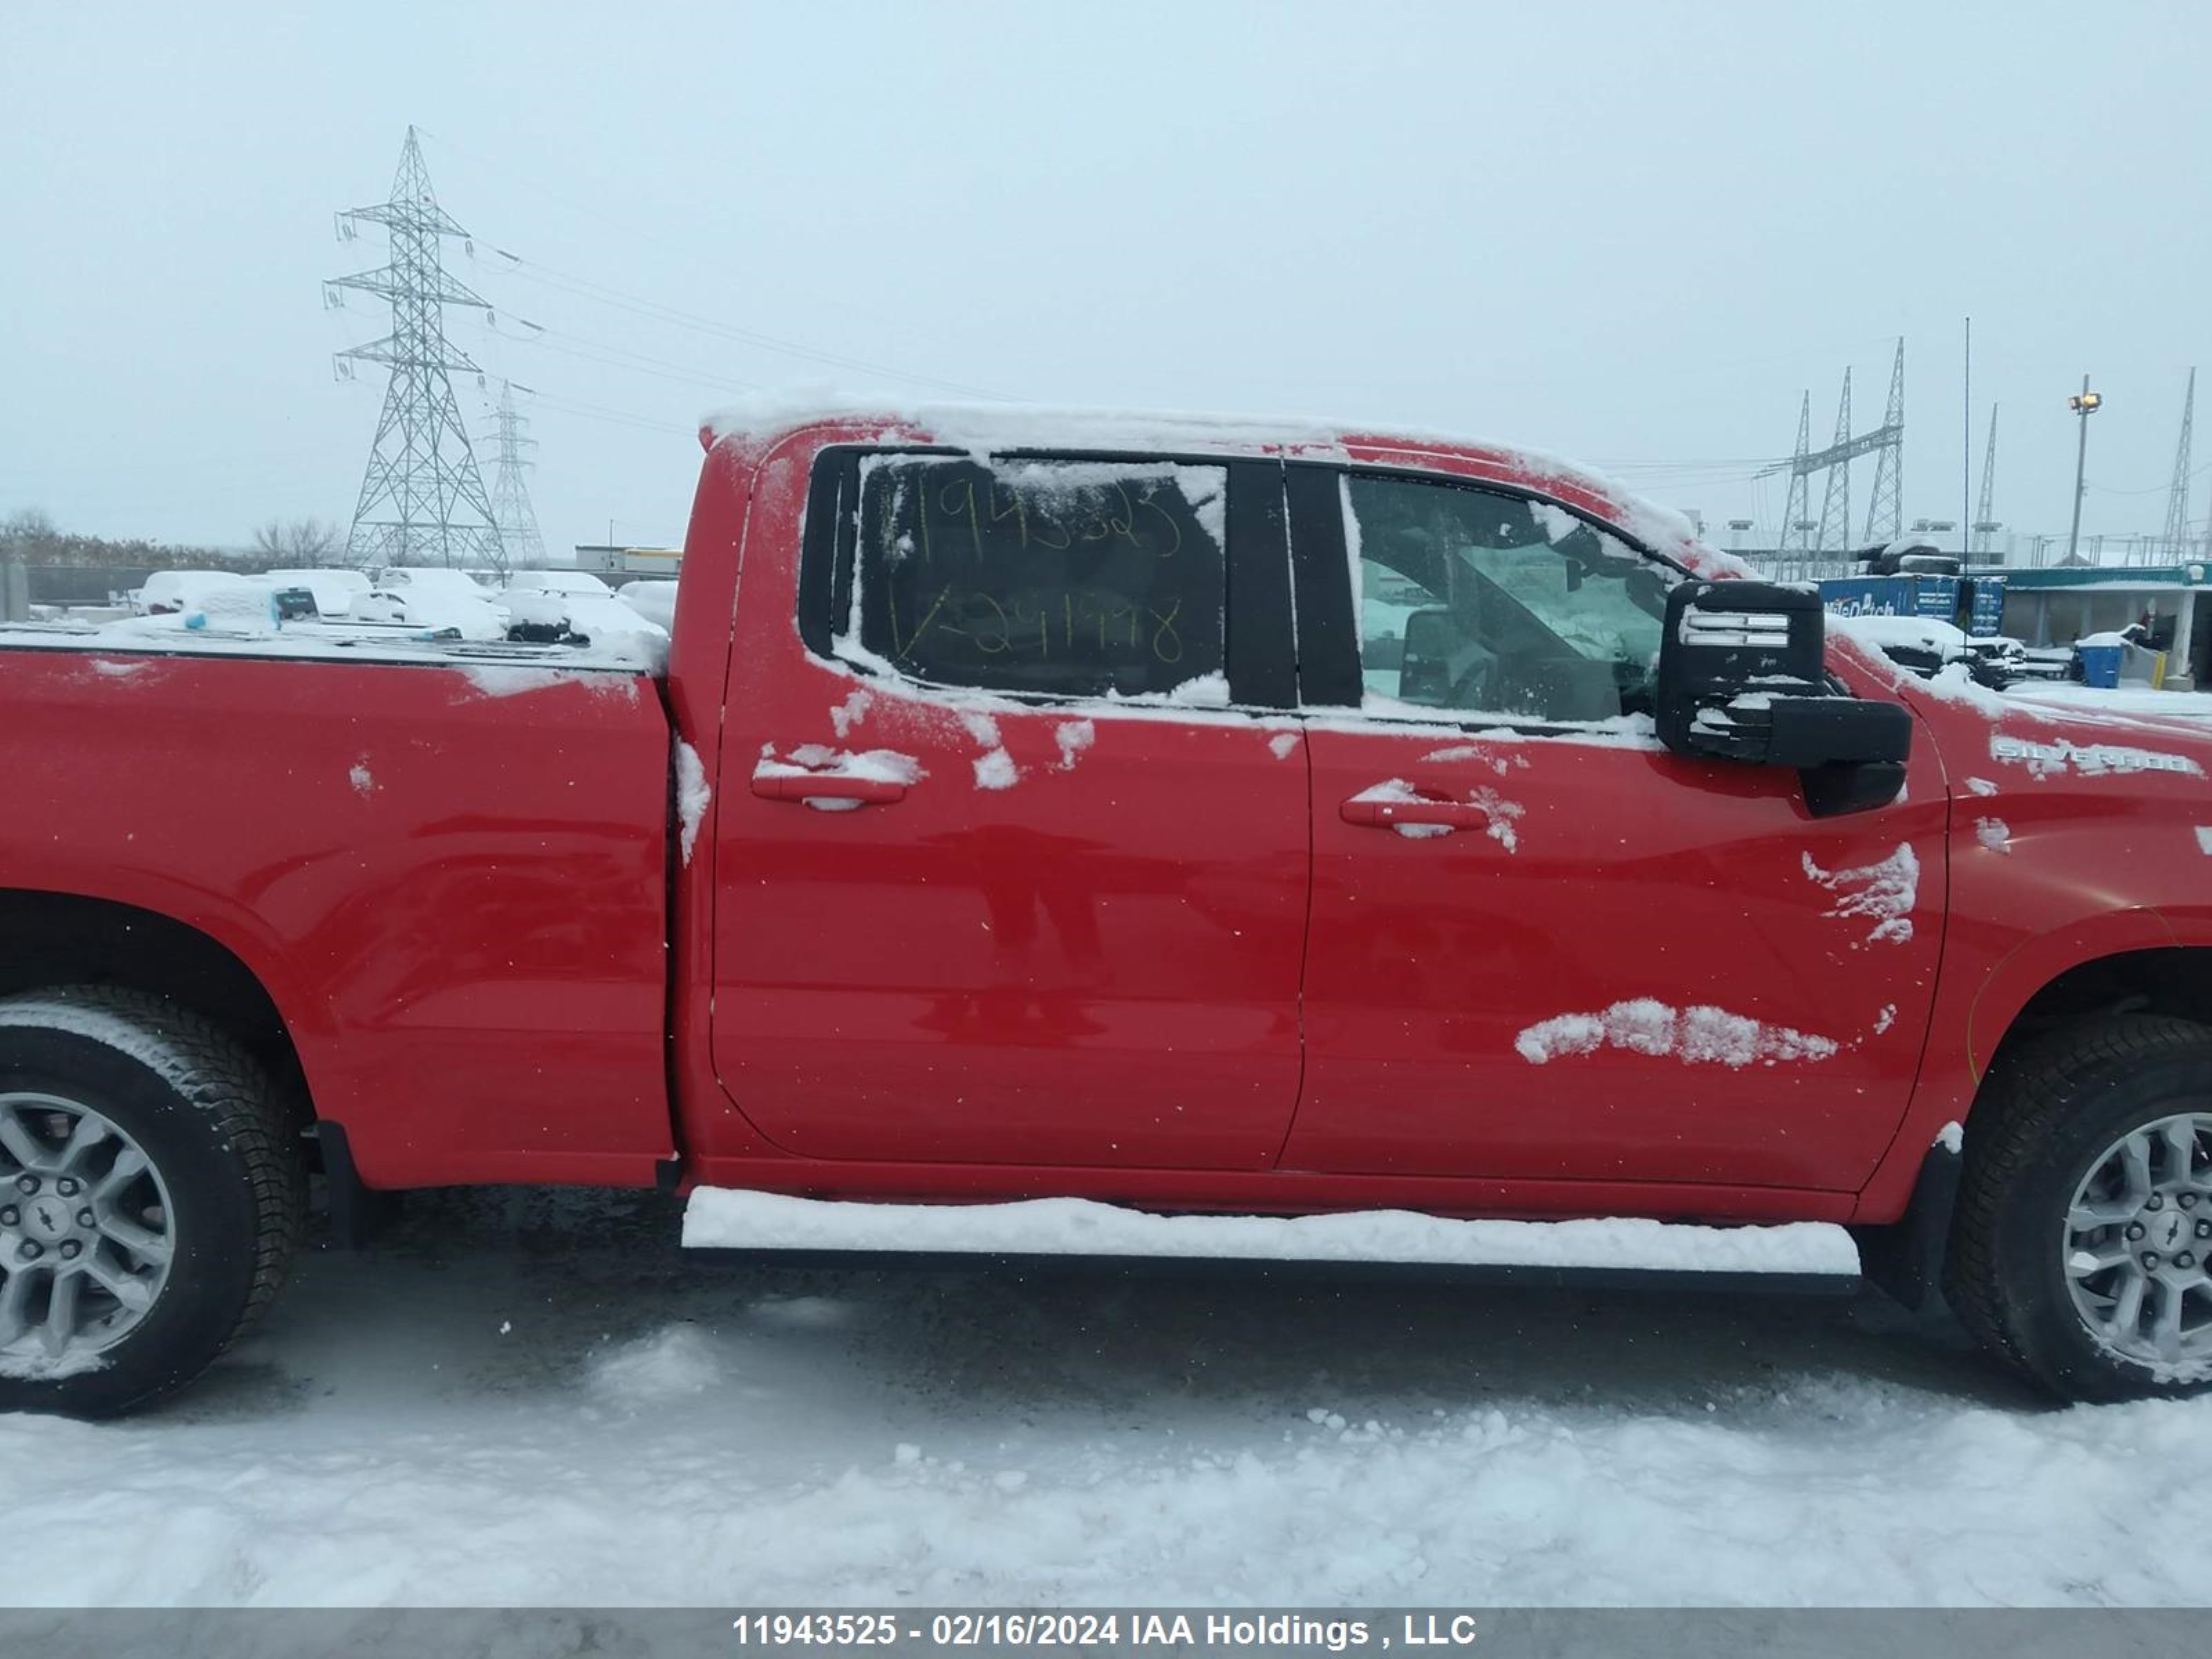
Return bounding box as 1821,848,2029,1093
1340,794,1485,831
751,772,908,807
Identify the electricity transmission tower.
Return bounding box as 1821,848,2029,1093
327,127,501,569
1817,371,1854,556
1774,393,1813,572
1764,339,1906,572
482,382,548,578
1863,341,1905,545
1971,405,2000,557
2164,368,2196,561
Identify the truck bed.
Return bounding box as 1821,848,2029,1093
0,632,679,1189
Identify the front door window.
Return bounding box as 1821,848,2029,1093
1347,474,1667,725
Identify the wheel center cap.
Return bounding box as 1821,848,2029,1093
2146,1208,2188,1253
21,1197,73,1244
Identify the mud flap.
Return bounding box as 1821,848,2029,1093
1850,1143,1963,1313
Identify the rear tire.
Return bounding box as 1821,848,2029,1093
1946,1013,2212,1402
0,987,306,1416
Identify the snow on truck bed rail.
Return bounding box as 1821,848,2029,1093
683,1190,1861,1277
0,614,666,677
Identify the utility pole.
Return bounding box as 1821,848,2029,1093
328,127,502,569
2064,375,2102,567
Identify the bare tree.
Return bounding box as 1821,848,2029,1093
252,517,344,565
1,507,59,556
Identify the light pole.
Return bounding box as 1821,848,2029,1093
2065,376,2103,566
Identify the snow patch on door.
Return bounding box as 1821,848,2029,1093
829,688,873,739
962,713,1020,791
1974,817,2011,854
1268,731,1302,760
1421,742,1528,775
348,759,376,798
1515,999,1839,1067
1469,788,1525,852
1800,845,1918,945
1053,720,1095,771
674,740,713,863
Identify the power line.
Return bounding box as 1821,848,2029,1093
471,248,1014,401
2085,455,2212,495
471,312,769,398
526,391,696,437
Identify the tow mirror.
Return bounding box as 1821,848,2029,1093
1656,580,1911,817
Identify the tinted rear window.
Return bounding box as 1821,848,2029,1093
845,456,1227,700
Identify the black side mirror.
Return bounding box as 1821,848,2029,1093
1656,580,1911,816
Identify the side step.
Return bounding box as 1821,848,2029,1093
682,1189,1862,1295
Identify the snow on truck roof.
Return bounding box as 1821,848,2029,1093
698,393,1752,581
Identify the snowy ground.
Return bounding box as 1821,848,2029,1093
3,1186,2209,1609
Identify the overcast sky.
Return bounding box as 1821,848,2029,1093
4,1,2207,560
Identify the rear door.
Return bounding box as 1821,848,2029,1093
1280,462,1947,1194
709,446,1310,1170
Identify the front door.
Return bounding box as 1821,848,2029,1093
710,446,1311,1170
1281,463,1947,1194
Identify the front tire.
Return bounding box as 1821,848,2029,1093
0,988,306,1416
1947,1013,2212,1402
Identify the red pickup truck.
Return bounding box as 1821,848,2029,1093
6,405,2211,1414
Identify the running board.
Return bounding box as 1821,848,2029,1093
682,1190,1862,1295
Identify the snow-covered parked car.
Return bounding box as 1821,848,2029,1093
133,570,274,619
348,587,509,641
265,568,372,619
8,402,2212,1417
1830,612,2014,688
501,589,670,659
615,579,679,634
504,569,613,599
347,568,510,640
1961,633,2028,679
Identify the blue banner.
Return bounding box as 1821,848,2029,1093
1818,576,1921,618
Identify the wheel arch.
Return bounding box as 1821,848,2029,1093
1855,912,2212,1230
1852,945,2212,1307
0,888,313,1127
1979,944,2212,1076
